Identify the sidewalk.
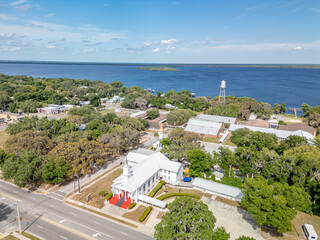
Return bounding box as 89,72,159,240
59,156,125,195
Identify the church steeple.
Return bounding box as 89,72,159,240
123,157,131,178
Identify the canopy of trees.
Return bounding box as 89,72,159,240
166,109,196,126
154,197,230,240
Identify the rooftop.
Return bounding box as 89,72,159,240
197,114,237,124
193,177,243,201
185,118,223,136
229,124,315,141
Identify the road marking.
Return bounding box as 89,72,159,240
94,221,101,225
120,231,128,236
49,204,55,208
37,225,44,229
41,217,95,240
49,212,112,239
60,236,68,240
0,191,20,201
92,233,101,237
70,212,77,216
59,219,67,224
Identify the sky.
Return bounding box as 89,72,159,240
0,0,320,64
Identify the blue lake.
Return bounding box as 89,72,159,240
0,62,319,108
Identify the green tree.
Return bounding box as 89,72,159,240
212,227,230,240
154,197,217,240
166,109,196,126
253,102,272,119
42,158,70,184
241,177,296,233
187,149,213,177
89,95,100,107
236,236,256,240
147,109,159,120
161,128,201,161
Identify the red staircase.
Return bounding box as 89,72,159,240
109,194,120,205
121,197,132,209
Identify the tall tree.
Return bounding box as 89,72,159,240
154,197,221,240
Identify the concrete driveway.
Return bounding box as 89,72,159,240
202,196,264,240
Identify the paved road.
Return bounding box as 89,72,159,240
0,181,153,240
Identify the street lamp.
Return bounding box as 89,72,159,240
12,201,22,234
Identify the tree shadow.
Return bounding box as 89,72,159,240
236,207,261,231
0,202,15,232
0,202,14,222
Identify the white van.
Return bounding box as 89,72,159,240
302,224,318,240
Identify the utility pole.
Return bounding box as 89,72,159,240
13,201,22,233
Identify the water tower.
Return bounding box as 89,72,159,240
219,80,226,105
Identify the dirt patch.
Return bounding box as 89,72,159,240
122,205,147,222
0,130,9,149
156,211,166,219
261,211,320,240
72,168,123,208
215,196,244,209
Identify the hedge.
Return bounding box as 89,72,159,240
128,202,136,209
139,206,153,222
106,192,113,200
148,181,166,197
156,193,200,201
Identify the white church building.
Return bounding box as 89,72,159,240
111,150,184,203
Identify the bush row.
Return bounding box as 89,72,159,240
106,192,113,200
139,206,153,222
156,193,200,200
129,202,136,209
148,180,166,197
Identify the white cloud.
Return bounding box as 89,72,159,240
152,48,160,53
143,41,152,46
0,20,127,52
294,46,302,50
47,45,56,49
11,0,28,6
45,13,55,18
0,13,16,21
15,3,31,11
161,39,178,44
310,8,320,13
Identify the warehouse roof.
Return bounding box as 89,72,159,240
229,124,314,141
185,118,223,136
193,177,243,201
197,114,237,124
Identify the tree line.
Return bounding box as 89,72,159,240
0,105,146,188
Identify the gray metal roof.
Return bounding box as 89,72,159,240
185,118,223,136
229,124,314,141
197,114,237,124
193,177,243,201
138,195,167,209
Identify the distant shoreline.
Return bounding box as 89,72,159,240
0,60,320,69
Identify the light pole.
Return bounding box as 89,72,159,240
12,201,22,234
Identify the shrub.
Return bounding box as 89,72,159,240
148,181,166,197
98,190,107,197
157,193,200,201
139,206,153,222
106,192,113,200
128,202,136,209
278,120,287,125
